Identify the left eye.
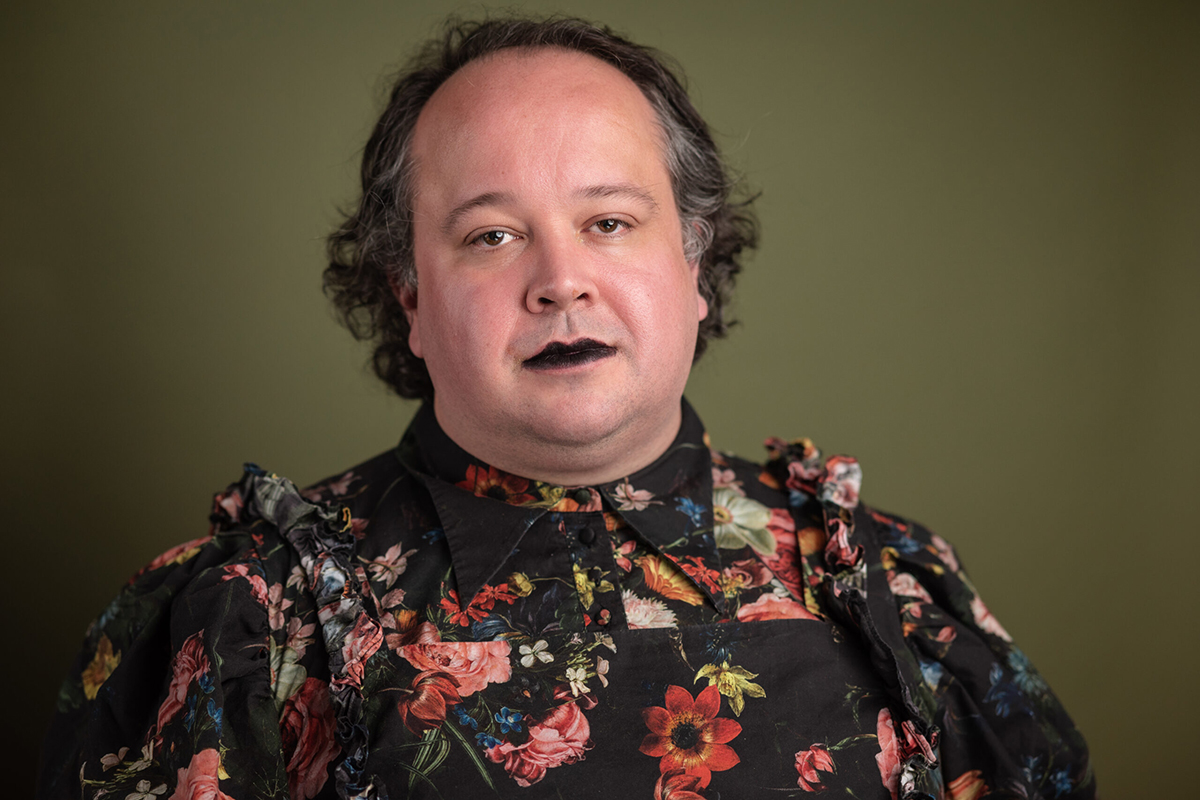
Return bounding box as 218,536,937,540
592,219,627,234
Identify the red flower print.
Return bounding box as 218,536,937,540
280,678,339,800
947,769,990,800
640,685,742,788
655,767,706,800
487,700,591,786
168,748,235,800
439,583,517,626
137,536,212,578
819,455,861,510
339,614,383,688
155,632,210,734
736,592,818,623
221,563,269,606
824,516,861,568
675,555,722,595
794,744,835,791
457,464,535,505
477,582,519,607
613,539,637,572
396,671,461,734
876,707,901,800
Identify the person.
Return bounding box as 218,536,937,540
39,16,1094,800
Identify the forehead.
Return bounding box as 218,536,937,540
409,47,669,206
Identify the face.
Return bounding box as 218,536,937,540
402,47,708,483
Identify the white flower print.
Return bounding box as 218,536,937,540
519,639,554,667
711,487,775,555
566,665,590,696
125,780,167,800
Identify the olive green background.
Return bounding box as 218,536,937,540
4,2,1196,797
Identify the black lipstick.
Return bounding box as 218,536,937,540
523,338,617,370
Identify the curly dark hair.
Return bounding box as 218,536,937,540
324,15,758,400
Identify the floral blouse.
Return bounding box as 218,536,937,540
40,401,1094,800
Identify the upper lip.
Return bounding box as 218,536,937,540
523,338,614,364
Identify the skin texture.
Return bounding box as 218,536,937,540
400,47,708,485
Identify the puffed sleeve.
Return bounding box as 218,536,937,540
38,476,342,800
867,507,1096,799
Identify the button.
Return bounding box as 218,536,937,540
573,488,592,505
579,526,596,546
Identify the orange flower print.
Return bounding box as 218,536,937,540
640,685,742,788
638,555,705,606
457,464,535,505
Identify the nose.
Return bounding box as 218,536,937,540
524,232,597,313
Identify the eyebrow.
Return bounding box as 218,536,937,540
575,183,660,211
440,183,660,234
442,191,515,234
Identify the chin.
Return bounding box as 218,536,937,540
519,392,634,447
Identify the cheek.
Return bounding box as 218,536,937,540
421,280,514,365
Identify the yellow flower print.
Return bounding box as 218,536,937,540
508,572,534,597
573,563,597,609
694,660,765,717
81,634,121,700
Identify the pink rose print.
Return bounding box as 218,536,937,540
168,748,234,800
398,621,512,696
736,592,818,622
487,700,591,786
794,744,835,791
280,678,340,800
155,632,209,734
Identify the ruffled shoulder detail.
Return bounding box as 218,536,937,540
764,439,1093,800
217,464,389,800
43,464,387,800
764,438,941,800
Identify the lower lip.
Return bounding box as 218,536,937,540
523,346,617,372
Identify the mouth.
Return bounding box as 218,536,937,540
522,338,617,371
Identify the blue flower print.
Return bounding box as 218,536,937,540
1007,647,1049,697
675,497,705,527
918,658,944,691
422,528,444,544
702,624,741,663
1050,768,1074,797
183,694,197,731
984,662,1031,719
494,707,523,734
198,673,215,694
453,705,478,730
475,732,502,749
1021,754,1043,785
207,698,223,736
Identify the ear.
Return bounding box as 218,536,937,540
688,223,708,322
689,257,708,323
388,273,423,359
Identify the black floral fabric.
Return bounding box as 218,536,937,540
40,400,1093,800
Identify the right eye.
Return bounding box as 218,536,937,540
472,230,517,248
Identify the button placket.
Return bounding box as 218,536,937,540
566,512,627,631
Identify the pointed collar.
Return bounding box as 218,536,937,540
395,400,724,613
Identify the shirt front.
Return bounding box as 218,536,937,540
41,400,1094,800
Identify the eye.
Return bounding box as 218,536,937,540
472,230,517,248
592,218,628,235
